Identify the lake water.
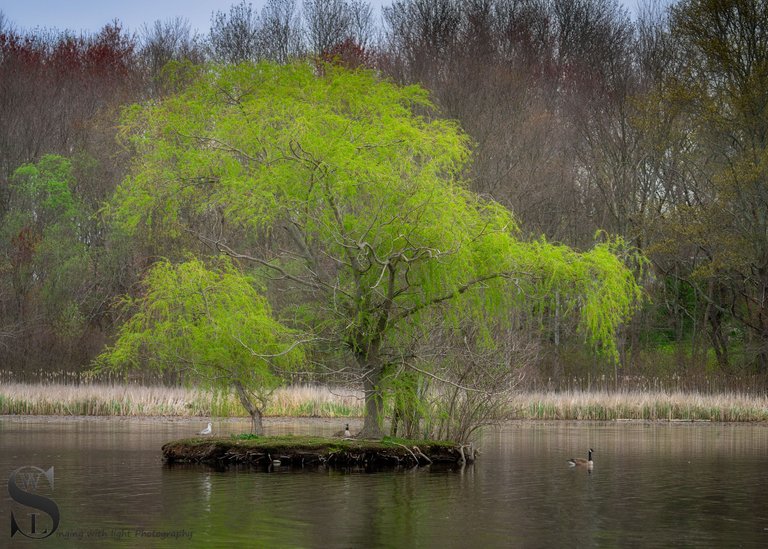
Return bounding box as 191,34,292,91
1,417,766,547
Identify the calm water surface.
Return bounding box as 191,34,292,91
1,417,766,547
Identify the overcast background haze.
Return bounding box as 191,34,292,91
2,0,640,36
3,0,389,35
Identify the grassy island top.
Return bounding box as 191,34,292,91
167,434,459,453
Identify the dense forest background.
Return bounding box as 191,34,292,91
1,0,767,391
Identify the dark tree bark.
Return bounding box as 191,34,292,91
234,380,264,435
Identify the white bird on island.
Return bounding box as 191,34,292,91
199,422,212,435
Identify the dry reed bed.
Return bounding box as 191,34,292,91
0,383,364,418
514,390,768,422
0,383,766,421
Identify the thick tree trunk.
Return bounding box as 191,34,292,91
233,381,264,435
755,274,768,374
708,314,730,372
755,322,768,374
358,363,385,439
757,348,768,375
703,282,730,372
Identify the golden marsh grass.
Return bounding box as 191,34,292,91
0,383,765,422
0,383,365,418
513,390,768,422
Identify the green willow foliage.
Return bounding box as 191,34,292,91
108,61,642,434
97,257,303,393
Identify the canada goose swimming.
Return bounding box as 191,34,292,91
568,448,593,468
198,422,212,435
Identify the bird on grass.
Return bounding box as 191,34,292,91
568,448,594,469
198,422,212,435
333,423,351,438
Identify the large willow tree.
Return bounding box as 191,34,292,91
111,61,642,438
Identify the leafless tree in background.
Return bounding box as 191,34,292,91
0,10,12,34
382,0,461,86
208,0,261,63
303,0,374,54
139,17,204,93
256,0,304,62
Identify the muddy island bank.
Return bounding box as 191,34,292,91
162,434,476,468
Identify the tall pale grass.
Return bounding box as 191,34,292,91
0,383,210,416
0,383,765,421
0,383,365,418
514,390,768,422
267,385,363,417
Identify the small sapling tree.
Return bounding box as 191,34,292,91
96,257,304,434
